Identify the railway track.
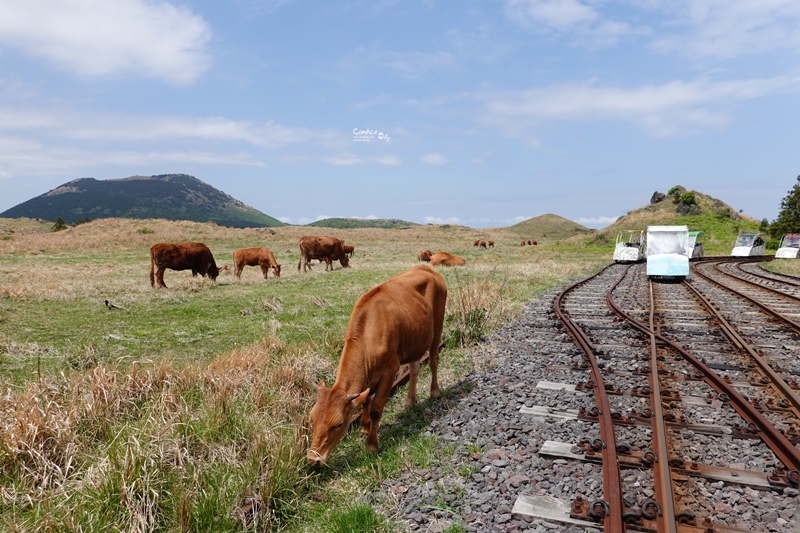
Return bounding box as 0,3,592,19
509,259,800,532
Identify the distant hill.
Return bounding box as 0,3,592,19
307,217,419,229
589,186,763,254
0,174,285,229
507,213,593,243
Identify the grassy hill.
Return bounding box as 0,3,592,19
506,213,593,243
585,186,764,255
0,174,285,229
306,217,420,229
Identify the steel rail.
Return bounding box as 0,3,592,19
694,261,800,334
617,272,800,472
555,266,625,531
605,266,678,533
736,262,800,288
681,274,800,421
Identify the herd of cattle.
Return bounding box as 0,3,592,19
147,235,532,463
148,236,476,288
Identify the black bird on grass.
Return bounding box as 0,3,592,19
104,300,127,310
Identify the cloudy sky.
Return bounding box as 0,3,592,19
1,0,798,228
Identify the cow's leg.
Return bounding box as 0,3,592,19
360,392,373,436
260,265,268,279
407,361,420,406
156,267,167,289
364,365,399,452
428,345,440,399
234,266,242,280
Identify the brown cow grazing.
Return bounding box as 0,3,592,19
521,240,526,246
430,252,466,267
342,244,355,258
307,265,447,465
478,240,487,249
488,241,494,248
417,249,433,262
473,239,480,247
298,236,350,272
232,247,281,280
149,242,220,289
532,240,538,246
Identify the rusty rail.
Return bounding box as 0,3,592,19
605,266,679,532
555,266,626,531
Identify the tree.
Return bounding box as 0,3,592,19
770,175,800,237
668,185,686,203
51,217,67,232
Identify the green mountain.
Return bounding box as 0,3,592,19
0,174,285,228
307,217,419,229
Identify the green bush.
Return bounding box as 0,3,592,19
668,185,686,203
679,191,696,206
51,217,68,232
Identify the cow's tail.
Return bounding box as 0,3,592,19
297,242,302,271
149,248,156,287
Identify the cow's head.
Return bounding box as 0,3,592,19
307,381,369,466
340,254,350,268
272,264,281,278
208,263,223,281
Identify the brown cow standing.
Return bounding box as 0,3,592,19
417,249,433,262
342,244,355,258
473,239,480,247
307,265,447,465
149,242,220,289
488,241,494,248
429,251,466,267
232,247,281,280
478,240,487,249
297,236,350,272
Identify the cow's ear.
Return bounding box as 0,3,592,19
316,380,326,390
350,388,370,407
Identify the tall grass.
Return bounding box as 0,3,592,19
0,337,326,531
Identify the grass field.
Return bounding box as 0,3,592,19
2,216,799,531
0,217,611,532
0,215,800,533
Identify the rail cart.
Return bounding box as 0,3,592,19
647,225,690,280
776,234,800,259
612,230,646,263
688,230,705,259
730,233,766,257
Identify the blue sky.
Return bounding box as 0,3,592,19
1,0,798,228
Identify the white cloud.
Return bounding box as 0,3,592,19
481,75,800,136
0,106,342,148
507,0,800,57
648,0,800,59
576,215,620,228
0,0,212,84
506,0,636,46
373,156,402,166
420,152,449,165
424,216,462,225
